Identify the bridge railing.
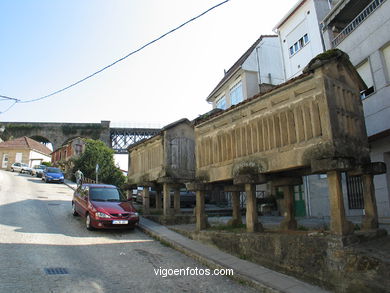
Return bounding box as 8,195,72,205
83,177,97,184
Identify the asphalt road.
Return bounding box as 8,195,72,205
0,170,256,293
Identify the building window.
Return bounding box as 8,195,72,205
75,144,83,156
382,44,390,84
216,95,227,110
289,34,310,56
346,174,364,209
230,81,243,106
356,60,375,98
15,152,22,163
303,33,309,45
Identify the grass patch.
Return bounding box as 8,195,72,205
239,254,248,260
149,209,163,215
136,207,143,215
209,223,246,232
297,225,309,231
159,239,173,248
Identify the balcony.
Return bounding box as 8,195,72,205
330,0,386,47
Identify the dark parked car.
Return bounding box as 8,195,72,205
42,167,64,183
136,188,196,208
72,184,139,230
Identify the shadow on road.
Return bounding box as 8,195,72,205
0,198,139,239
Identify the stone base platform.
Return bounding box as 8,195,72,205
170,225,389,293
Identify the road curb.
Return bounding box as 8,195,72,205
137,220,280,293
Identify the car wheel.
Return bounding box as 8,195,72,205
11,168,14,172
86,214,94,230
72,202,78,216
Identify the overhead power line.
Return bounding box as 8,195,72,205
0,0,230,114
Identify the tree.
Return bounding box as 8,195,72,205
41,161,52,167
72,139,126,188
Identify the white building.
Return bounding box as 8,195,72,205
0,136,51,170
273,0,390,218
322,0,390,217
273,0,332,80
206,35,284,109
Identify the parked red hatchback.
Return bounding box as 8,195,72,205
72,184,139,230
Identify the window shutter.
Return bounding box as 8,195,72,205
356,61,374,89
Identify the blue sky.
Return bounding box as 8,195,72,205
0,0,293,127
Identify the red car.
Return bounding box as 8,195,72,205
72,184,139,230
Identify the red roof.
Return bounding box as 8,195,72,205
0,136,52,156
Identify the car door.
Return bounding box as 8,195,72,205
13,163,21,172
73,186,82,214
77,186,89,217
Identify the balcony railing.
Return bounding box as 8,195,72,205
332,0,386,48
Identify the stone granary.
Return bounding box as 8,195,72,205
188,49,386,235
127,119,195,216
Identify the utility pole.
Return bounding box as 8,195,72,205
96,164,99,183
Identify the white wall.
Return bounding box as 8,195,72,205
370,137,390,217
114,154,128,172
331,0,390,137
322,1,390,217
29,150,51,167
243,37,285,85
277,0,328,79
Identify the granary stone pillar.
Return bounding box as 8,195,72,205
173,188,181,214
361,173,378,230
126,190,132,201
245,184,263,232
347,162,386,231
225,185,243,227
280,185,298,230
360,163,386,230
327,170,354,236
142,188,150,215
155,189,162,210
163,183,172,216
186,182,209,232
231,191,242,226
271,177,301,231
195,190,208,231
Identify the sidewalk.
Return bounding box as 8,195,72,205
64,179,77,191
138,217,329,293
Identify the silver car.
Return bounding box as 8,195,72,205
10,162,32,174
31,165,47,177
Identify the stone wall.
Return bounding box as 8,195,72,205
128,135,164,184
182,229,390,292
0,121,110,151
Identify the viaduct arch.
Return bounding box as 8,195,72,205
0,121,111,151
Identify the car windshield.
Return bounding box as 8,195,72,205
47,167,61,173
89,187,126,202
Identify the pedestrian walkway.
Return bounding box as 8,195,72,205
64,179,77,191
138,217,329,293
